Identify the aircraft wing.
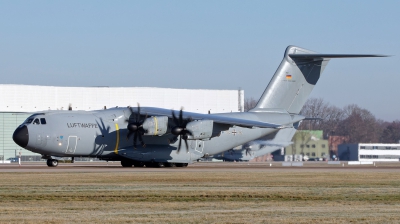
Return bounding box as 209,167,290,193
137,107,282,129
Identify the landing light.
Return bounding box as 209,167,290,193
58,143,62,146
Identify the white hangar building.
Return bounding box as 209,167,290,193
0,84,244,161
338,143,400,162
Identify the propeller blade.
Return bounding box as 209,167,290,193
172,110,179,125
126,103,147,148
141,113,148,124
184,138,189,152
186,129,193,136
246,148,251,156
136,103,140,123
138,134,145,147
134,132,138,148
184,117,192,126
128,107,135,123
179,108,183,126
177,137,182,153
170,107,193,153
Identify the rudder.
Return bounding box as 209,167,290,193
252,46,329,114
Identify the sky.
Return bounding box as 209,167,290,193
0,0,399,121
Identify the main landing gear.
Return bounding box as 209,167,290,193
46,159,59,167
120,160,188,168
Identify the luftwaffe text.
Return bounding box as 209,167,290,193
67,123,98,128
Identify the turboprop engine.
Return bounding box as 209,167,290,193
186,120,213,140
142,116,168,136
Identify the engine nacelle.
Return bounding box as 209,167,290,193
142,116,168,136
186,120,213,140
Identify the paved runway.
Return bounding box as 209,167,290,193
1,161,399,172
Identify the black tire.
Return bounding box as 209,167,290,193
144,162,155,168
156,162,165,168
46,159,52,167
133,162,144,167
121,160,133,167
165,163,176,167
51,159,58,167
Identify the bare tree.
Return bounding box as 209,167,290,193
249,97,394,144
244,97,258,112
336,104,382,143
299,98,384,143
380,120,400,143
299,98,345,139
300,98,330,130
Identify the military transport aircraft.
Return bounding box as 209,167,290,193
12,46,386,167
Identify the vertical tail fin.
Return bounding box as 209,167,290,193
252,45,386,114
253,46,329,114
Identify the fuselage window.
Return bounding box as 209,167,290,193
33,118,40,125
40,118,47,124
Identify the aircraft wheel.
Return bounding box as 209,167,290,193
176,163,188,167
156,162,165,168
165,163,176,167
144,162,155,168
121,160,133,167
133,162,144,167
47,159,58,167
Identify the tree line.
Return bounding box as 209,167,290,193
245,97,400,143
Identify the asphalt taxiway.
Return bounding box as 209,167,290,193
1,161,399,173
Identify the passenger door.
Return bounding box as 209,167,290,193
66,136,78,154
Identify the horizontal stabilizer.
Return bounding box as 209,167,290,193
289,54,388,59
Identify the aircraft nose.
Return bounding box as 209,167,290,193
13,125,29,148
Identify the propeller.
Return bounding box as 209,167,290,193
171,108,193,153
245,148,252,156
126,104,147,148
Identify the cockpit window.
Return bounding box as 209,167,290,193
33,118,40,125
23,113,46,125
40,118,47,124
24,118,34,124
